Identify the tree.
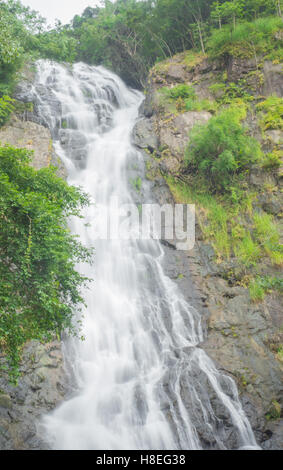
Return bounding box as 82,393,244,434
185,106,262,192
0,145,92,380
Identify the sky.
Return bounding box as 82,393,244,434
20,0,101,26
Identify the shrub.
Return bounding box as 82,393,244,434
256,96,283,130
0,95,15,127
0,145,92,380
185,106,262,192
261,150,282,169
163,84,196,101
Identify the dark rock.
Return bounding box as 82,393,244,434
132,117,159,151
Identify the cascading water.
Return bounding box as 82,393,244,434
23,60,259,450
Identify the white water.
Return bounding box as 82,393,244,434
27,60,259,450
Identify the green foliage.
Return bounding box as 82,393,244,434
185,97,218,113
249,275,283,301
257,95,283,130
266,400,281,420
0,17,23,67
32,29,77,63
0,144,92,380
207,16,283,61
249,277,266,301
253,212,283,265
220,83,254,104
261,150,282,169
185,106,262,192
234,233,261,266
130,176,142,192
164,84,196,100
159,84,215,114
0,96,15,126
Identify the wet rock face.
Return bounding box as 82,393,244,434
0,341,67,450
15,80,62,134
132,117,159,153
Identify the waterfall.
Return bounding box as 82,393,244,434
24,60,259,450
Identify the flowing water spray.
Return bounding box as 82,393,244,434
24,60,259,450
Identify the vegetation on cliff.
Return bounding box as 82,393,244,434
151,45,282,302
0,145,92,380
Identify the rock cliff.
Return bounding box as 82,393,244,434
133,52,283,449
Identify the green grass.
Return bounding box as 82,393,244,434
253,212,283,266
249,277,266,302
249,276,283,302
165,175,283,301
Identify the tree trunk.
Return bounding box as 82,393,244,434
196,19,205,54
277,0,283,18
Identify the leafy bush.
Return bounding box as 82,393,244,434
185,106,262,192
257,95,283,130
0,95,15,127
163,84,196,101
32,31,77,63
261,150,282,169
0,145,92,379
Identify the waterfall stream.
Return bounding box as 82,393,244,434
23,60,259,450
